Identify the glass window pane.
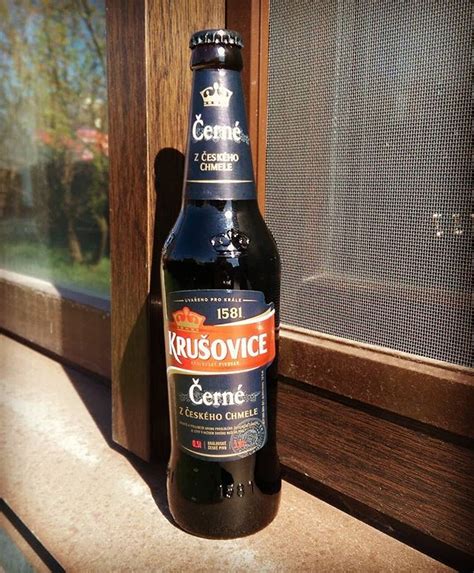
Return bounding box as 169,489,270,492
0,0,109,298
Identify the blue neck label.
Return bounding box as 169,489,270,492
184,68,256,200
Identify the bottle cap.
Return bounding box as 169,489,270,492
190,29,243,49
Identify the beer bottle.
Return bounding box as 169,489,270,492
161,29,281,538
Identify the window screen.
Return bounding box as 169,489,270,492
265,0,472,366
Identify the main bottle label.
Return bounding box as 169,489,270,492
166,289,275,462
184,68,256,200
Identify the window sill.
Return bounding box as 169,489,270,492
0,269,110,378
0,334,447,572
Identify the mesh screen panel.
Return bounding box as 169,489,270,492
265,0,472,366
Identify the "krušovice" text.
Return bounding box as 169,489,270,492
168,331,268,365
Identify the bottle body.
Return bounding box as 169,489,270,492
160,30,281,538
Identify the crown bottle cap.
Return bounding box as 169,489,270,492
190,29,243,49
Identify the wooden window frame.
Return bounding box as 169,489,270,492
0,270,110,378
226,0,473,437
225,2,473,567
106,0,227,461
1,0,472,567
0,1,470,441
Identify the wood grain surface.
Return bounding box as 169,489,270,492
280,325,474,439
256,0,270,216
107,0,224,461
107,0,150,460
147,0,225,458
0,270,110,379
227,0,269,214
226,0,260,179
278,380,474,568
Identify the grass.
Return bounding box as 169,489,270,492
0,240,110,298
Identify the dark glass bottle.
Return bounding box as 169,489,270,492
160,29,281,539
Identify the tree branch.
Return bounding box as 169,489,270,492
76,0,106,73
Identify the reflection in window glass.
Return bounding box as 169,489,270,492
0,0,109,297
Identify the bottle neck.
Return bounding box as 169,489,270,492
183,66,256,201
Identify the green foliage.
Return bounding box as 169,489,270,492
0,239,110,297
0,0,110,280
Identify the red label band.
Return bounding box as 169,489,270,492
167,306,275,373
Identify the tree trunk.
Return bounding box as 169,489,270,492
92,214,108,265
62,156,83,264
67,218,83,264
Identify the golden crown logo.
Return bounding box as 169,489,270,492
173,306,206,330
200,82,233,107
